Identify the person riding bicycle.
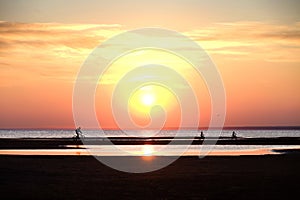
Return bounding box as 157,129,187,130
200,131,205,139
232,131,237,139
75,127,82,139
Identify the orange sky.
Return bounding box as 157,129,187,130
0,0,300,129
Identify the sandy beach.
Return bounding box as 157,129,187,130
1,153,300,200
1,137,300,148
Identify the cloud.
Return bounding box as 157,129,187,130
1,20,299,61
0,21,124,84
187,22,300,41
185,21,300,61
0,21,123,50
0,21,299,87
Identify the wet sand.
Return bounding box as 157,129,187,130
1,137,300,149
1,154,300,199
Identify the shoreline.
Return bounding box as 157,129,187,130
1,137,300,149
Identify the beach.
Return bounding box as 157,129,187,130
1,153,300,199
1,136,300,199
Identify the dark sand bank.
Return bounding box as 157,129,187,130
1,137,300,149
1,154,300,199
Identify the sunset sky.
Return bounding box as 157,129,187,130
0,0,299,129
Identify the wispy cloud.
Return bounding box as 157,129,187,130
0,21,299,87
0,21,122,51
185,21,300,62
0,21,123,84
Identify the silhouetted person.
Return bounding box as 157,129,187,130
200,131,205,139
232,131,237,139
75,127,82,140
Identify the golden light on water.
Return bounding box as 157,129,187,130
142,145,154,156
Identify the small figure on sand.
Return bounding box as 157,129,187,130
232,131,237,139
200,131,205,139
74,127,82,140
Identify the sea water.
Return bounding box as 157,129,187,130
0,129,300,138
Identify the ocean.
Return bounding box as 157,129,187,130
1,128,300,138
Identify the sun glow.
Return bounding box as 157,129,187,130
142,145,154,156
141,93,155,106
129,85,177,115
96,48,211,129
126,85,179,127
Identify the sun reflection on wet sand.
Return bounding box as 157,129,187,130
0,145,299,156
141,145,155,161
142,145,154,156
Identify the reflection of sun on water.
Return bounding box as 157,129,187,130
142,145,154,156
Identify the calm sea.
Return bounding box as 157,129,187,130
0,129,300,138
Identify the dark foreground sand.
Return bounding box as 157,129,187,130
1,154,300,200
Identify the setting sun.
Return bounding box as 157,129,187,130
94,47,213,129
141,93,155,106
1,1,299,130
1,1,300,198
126,84,180,127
